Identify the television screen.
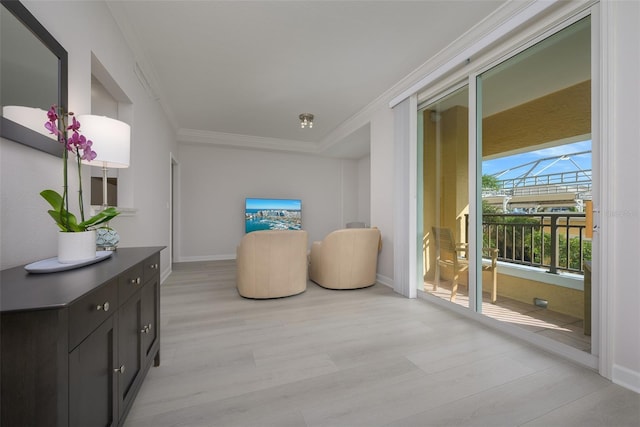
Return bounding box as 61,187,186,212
245,198,302,233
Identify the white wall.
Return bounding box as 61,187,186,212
340,158,358,227
177,143,359,261
0,1,177,278
608,0,640,392
370,107,395,286
358,155,371,225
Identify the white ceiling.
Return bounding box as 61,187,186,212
108,1,507,159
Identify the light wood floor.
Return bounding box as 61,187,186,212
125,260,639,427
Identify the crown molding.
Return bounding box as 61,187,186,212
177,128,319,154
106,1,179,132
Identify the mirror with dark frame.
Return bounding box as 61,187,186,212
0,0,67,157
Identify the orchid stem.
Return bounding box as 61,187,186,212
61,112,70,232
76,150,85,223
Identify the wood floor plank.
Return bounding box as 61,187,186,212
387,362,612,427
124,260,639,427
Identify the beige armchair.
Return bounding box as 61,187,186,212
309,228,381,290
236,230,308,299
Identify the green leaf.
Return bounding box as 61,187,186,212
41,189,85,232
46,210,67,231
40,189,64,211
47,209,82,232
79,207,120,230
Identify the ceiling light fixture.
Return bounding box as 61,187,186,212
299,113,314,129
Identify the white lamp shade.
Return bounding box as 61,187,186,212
2,105,57,140
77,115,130,168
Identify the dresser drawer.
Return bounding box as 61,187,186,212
119,263,144,304
142,253,160,284
68,279,117,350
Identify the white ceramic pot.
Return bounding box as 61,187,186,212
58,230,96,263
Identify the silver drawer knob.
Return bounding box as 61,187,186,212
114,365,126,374
130,277,141,285
150,263,159,270
96,302,110,312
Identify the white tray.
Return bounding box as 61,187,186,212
25,251,113,273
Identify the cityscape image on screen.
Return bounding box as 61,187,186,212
245,198,302,233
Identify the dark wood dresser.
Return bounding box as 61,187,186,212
1,246,164,427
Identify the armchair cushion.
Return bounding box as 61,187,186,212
236,230,308,299
309,228,381,290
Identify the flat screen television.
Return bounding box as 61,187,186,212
245,197,302,233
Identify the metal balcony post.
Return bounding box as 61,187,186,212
548,215,558,274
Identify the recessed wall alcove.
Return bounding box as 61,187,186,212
90,53,134,211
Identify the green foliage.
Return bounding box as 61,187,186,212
41,189,119,232
482,199,500,214
482,174,500,190
481,175,503,213
553,233,592,269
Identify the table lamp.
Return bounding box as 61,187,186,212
78,115,130,250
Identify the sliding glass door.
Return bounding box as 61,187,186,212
477,16,592,351
420,15,594,355
420,86,470,307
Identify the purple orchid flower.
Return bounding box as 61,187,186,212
47,105,58,122
67,115,81,132
81,139,97,161
44,120,60,137
67,131,84,152
45,105,61,137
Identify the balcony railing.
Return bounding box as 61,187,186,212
500,170,591,193
466,213,591,274
483,170,592,198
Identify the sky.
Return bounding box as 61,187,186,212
483,140,592,180
246,198,302,211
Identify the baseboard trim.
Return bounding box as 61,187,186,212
160,266,172,284
178,254,236,262
376,274,393,288
612,364,640,393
